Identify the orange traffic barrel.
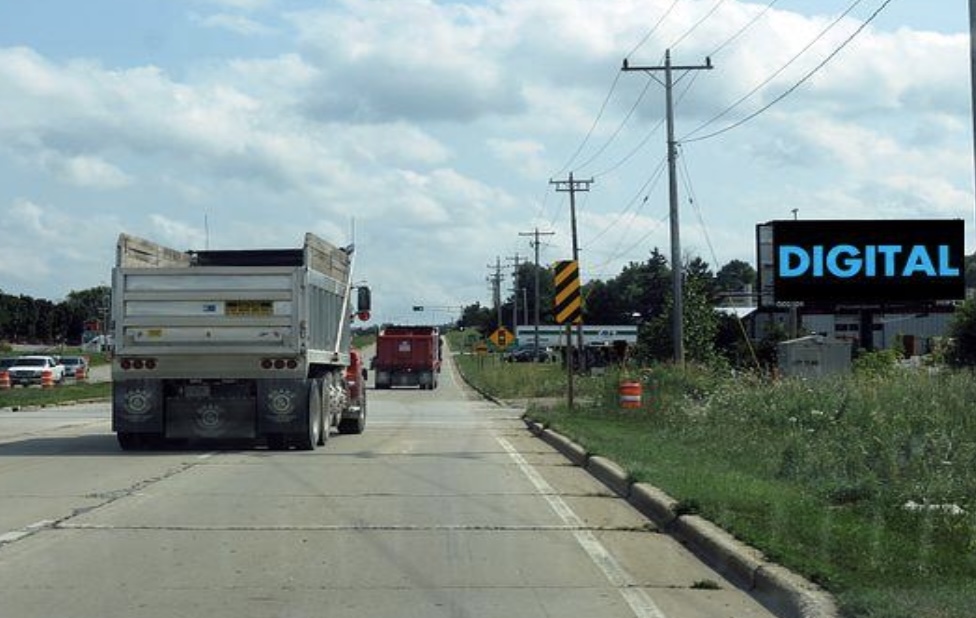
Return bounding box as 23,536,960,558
75,365,87,383
0,371,10,390
41,369,54,389
618,380,642,409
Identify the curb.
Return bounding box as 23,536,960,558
526,418,839,618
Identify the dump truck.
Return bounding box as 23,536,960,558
110,233,370,450
373,325,441,389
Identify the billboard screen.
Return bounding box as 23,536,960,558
757,219,965,305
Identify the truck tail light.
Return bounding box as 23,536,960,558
120,358,158,371
260,358,299,371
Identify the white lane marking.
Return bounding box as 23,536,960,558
496,435,668,618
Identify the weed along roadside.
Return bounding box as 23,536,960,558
452,346,976,618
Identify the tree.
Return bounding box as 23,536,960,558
637,274,722,365
459,302,493,335
715,259,757,293
0,286,111,345
947,299,976,367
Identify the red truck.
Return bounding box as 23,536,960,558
373,326,442,390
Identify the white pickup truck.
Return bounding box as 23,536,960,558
6,356,65,386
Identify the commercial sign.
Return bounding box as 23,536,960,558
757,219,964,305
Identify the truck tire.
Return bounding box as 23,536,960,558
117,432,163,451
338,391,366,435
117,432,142,451
317,373,336,446
294,378,323,451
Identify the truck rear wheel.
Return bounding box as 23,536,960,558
294,378,323,451
338,391,366,435
318,373,336,446
117,432,142,451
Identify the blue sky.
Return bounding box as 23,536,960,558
0,0,971,324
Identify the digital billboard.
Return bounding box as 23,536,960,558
756,219,965,305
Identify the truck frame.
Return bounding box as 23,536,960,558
110,233,369,450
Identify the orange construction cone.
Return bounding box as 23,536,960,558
0,371,10,390
75,365,87,383
41,369,54,389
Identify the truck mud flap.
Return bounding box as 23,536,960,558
166,398,257,439
113,379,164,433
256,379,311,435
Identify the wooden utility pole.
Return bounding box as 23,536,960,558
519,228,555,357
970,0,976,238
486,257,504,331
550,173,593,371
623,50,713,366
506,254,522,332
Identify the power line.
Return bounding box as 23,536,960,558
667,0,728,50
708,0,780,57
627,0,682,58
682,0,887,143
552,71,623,177
587,155,668,247
552,0,684,180
574,75,655,175
676,144,761,369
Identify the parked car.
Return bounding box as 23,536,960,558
502,343,555,363
6,355,65,386
59,356,90,380
0,357,19,373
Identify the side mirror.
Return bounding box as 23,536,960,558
357,286,372,312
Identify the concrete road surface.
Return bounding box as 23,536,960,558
0,354,776,618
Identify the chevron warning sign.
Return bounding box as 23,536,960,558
553,260,582,325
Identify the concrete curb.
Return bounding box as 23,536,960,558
526,418,839,618
586,455,631,498
541,428,588,466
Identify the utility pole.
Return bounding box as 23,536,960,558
623,50,713,366
486,257,504,331
550,173,593,371
970,0,976,242
520,228,555,357
506,254,522,333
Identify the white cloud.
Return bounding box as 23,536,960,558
54,154,132,189
190,12,276,36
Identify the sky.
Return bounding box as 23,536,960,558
0,0,971,325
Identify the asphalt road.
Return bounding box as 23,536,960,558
0,354,776,618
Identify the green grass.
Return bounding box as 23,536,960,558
451,337,976,618
0,381,111,408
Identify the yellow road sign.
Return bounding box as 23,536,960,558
489,327,514,349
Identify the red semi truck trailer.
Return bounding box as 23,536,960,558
373,326,442,390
